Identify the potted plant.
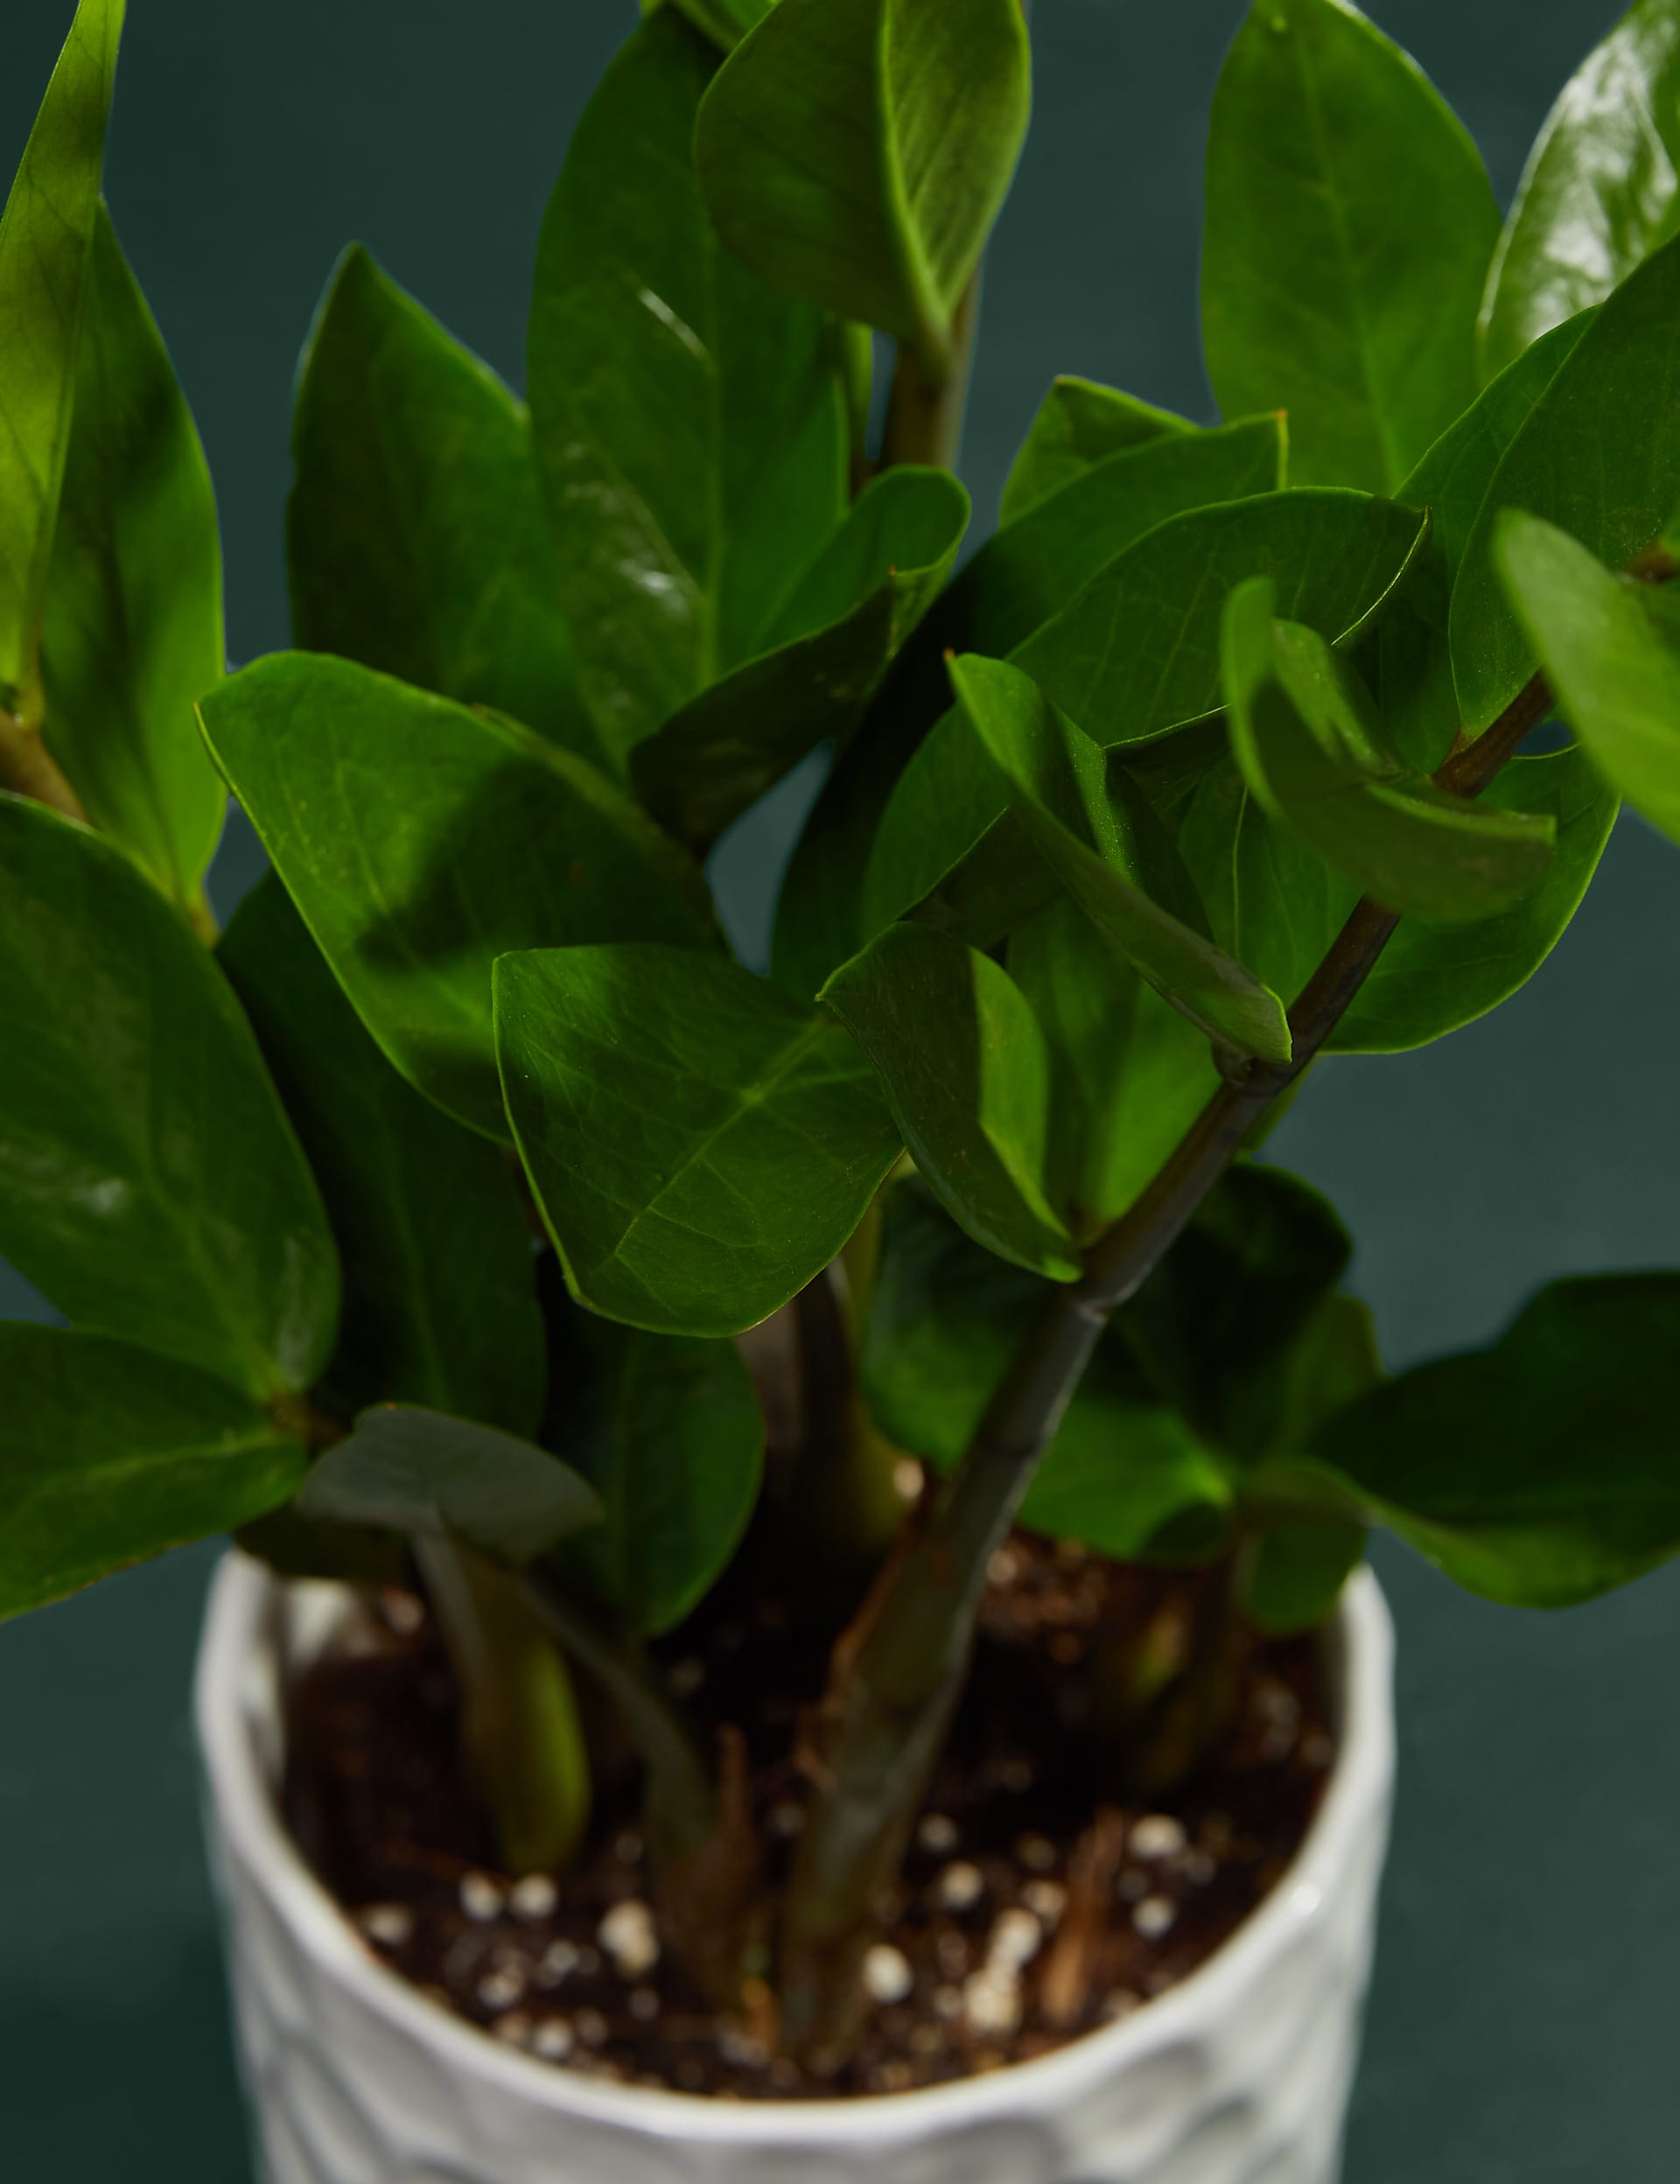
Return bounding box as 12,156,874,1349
4,0,1680,2176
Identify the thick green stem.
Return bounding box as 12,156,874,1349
416,1539,592,1876
0,702,87,822
878,276,983,476
777,668,1557,2062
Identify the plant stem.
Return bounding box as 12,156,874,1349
0,703,88,822
777,666,1554,2062
878,277,983,476
416,1539,592,1876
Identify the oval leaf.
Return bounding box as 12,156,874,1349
1001,376,1197,527
496,944,902,1336
0,794,338,1397
696,0,1032,368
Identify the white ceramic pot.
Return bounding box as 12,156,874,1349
197,1550,1395,2184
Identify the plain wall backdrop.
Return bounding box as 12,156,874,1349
2,3,1677,2176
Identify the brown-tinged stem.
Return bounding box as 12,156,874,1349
879,277,983,476
0,703,88,822
776,663,1558,2061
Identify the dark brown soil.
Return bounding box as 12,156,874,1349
283,1528,1334,2101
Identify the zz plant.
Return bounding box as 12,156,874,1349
4,0,1680,2070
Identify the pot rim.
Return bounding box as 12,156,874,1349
196,1550,1393,2149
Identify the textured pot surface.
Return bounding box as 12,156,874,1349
197,1552,1395,2184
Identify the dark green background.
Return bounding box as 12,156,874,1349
3,2,1676,2174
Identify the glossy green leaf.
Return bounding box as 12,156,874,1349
1480,0,1680,381
198,653,716,1138
0,0,123,722
0,1326,304,1621
220,876,545,1433
822,923,1081,1279
528,10,848,764
38,206,226,915
496,944,901,1336
289,246,597,763
862,1180,1234,1558
297,1404,602,1569
952,654,1292,1060
550,1310,765,1634
1008,900,1221,1234
695,0,1032,368
1303,1275,1680,1607
1495,510,1680,846
1452,231,1680,736
0,794,337,1397
648,0,776,51
1001,376,1197,526
1372,311,1594,773
864,491,1429,947
1202,0,1499,494
1224,582,1556,920
630,466,968,851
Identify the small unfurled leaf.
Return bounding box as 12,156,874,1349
1001,376,1196,525
0,794,338,1398
1372,311,1594,773
1452,231,1680,737
630,466,968,851
952,654,1292,1060
297,1405,602,1569
1300,1275,1680,1607
550,1309,764,1634
0,0,123,723
695,0,1031,371
1480,0,1680,381
822,924,1081,1279
862,1180,1233,1558
0,1325,304,1621
199,654,716,1138
220,877,546,1434
40,206,226,915
864,491,1428,948
289,246,597,763
1495,510,1680,846
1008,900,1220,1234
1223,581,1556,920
1202,0,1499,493
496,945,900,1336
528,10,848,764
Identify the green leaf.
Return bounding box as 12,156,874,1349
1223,581,1556,920
0,1325,304,1621
951,653,1292,1060
1452,231,1680,737
1000,376,1197,526
38,206,226,916
220,876,546,1433
772,428,1300,1001
1372,311,1594,774
289,246,598,764
821,923,1081,1278
496,945,901,1336
647,0,776,51
198,653,716,1138
528,10,848,766
0,0,123,723
864,491,1430,947
1479,0,1680,382
630,466,969,851
0,794,338,1397
1302,1275,1680,1607
1202,0,1499,494
862,1180,1233,1558
695,0,1032,369
1008,899,1221,1235
1495,510,1680,846
550,1310,764,1634
1242,1518,1368,1635
297,1405,603,1569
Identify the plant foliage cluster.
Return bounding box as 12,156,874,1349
4,0,1680,2059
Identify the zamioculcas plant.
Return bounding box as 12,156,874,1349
5,0,1680,2143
